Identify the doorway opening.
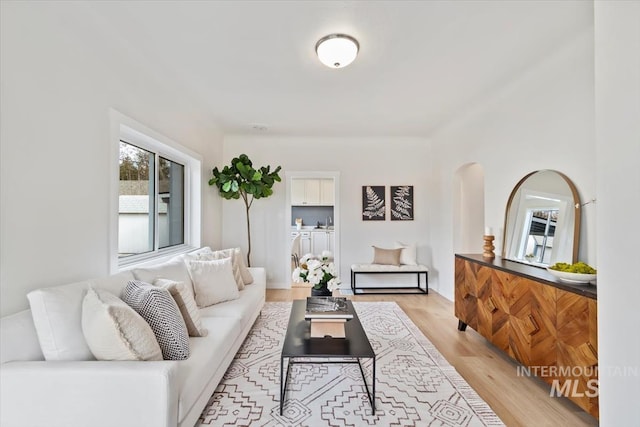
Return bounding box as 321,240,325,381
285,171,340,289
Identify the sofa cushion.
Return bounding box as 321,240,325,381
81,288,162,361
121,280,190,360
0,310,45,364
198,283,265,331
132,258,196,298
186,258,240,307
154,278,207,337
372,246,402,266
90,270,137,295
176,316,242,422
27,281,94,361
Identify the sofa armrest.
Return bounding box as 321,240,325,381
1,361,179,427
247,267,266,288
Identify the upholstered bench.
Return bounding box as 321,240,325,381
350,263,429,295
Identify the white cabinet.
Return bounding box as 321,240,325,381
300,232,312,255
291,179,308,205
320,179,334,205
291,179,334,206
311,230,335,255
291,231,312,256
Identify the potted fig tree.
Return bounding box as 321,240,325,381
209,154,281,266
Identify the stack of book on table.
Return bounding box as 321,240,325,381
305,296,352,338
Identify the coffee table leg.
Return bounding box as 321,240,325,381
280,357,292,415
280,356,284,415
372,356,376,414
357,358,376,415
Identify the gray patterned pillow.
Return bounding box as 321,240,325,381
121,280,190,360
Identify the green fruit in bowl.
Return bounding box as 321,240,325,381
549,262,596,274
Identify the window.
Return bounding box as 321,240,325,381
521,209,557,264
118,141,185,257
110,110,201,271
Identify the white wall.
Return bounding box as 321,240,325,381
220,136,432,288
594,1,640,424
429,29,596,300
0,2,224,316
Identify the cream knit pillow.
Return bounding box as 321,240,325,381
184,248,245,290
154,278,208,337
81,288,162,361
187,258,240,307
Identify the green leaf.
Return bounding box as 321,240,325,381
222,181,231,192
238,154,251,166
236,162,255,181
252,171,262,181
231,180,239,192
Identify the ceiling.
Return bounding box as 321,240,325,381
84,1,592,137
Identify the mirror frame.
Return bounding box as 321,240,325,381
501,170,581,265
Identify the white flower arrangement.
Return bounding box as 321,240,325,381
292,251,341,292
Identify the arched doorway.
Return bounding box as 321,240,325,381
453,163,485,253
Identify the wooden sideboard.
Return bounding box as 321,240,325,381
454,254,598,419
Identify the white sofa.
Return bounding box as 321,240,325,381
0,255,266,427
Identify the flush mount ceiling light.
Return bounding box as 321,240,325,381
315,34,359,69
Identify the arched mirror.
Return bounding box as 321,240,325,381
502,170,581,267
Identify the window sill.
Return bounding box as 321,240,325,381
118,244,197,271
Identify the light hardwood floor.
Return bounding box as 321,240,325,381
266,287,599,427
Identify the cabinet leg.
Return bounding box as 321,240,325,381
457,320,468,332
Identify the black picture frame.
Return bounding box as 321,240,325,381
390,185,414,220
362,186,385,221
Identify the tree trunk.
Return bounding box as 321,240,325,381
245,202,252,267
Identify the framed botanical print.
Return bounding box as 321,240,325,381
362,186,385,221
390,185,413,220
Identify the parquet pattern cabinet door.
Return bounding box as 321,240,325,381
479,269,510,353
556,289,599,418
490,271,556,369
511,278,557,377
454,257,477,330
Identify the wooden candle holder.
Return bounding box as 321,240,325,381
483,235,495,259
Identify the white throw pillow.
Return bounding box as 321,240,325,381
132,258,194,293
121,280,191,360
184,247,245,290
154,278,208,337
132,258,197,314
395,241,418,265
27,282,95,361
181,246,215,261
235,248,254,285
187,258,240,307
81,288,162,361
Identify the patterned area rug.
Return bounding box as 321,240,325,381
198,302,504,426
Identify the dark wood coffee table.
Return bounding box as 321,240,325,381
280,299,376,415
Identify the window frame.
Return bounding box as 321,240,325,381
109,110,201,272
